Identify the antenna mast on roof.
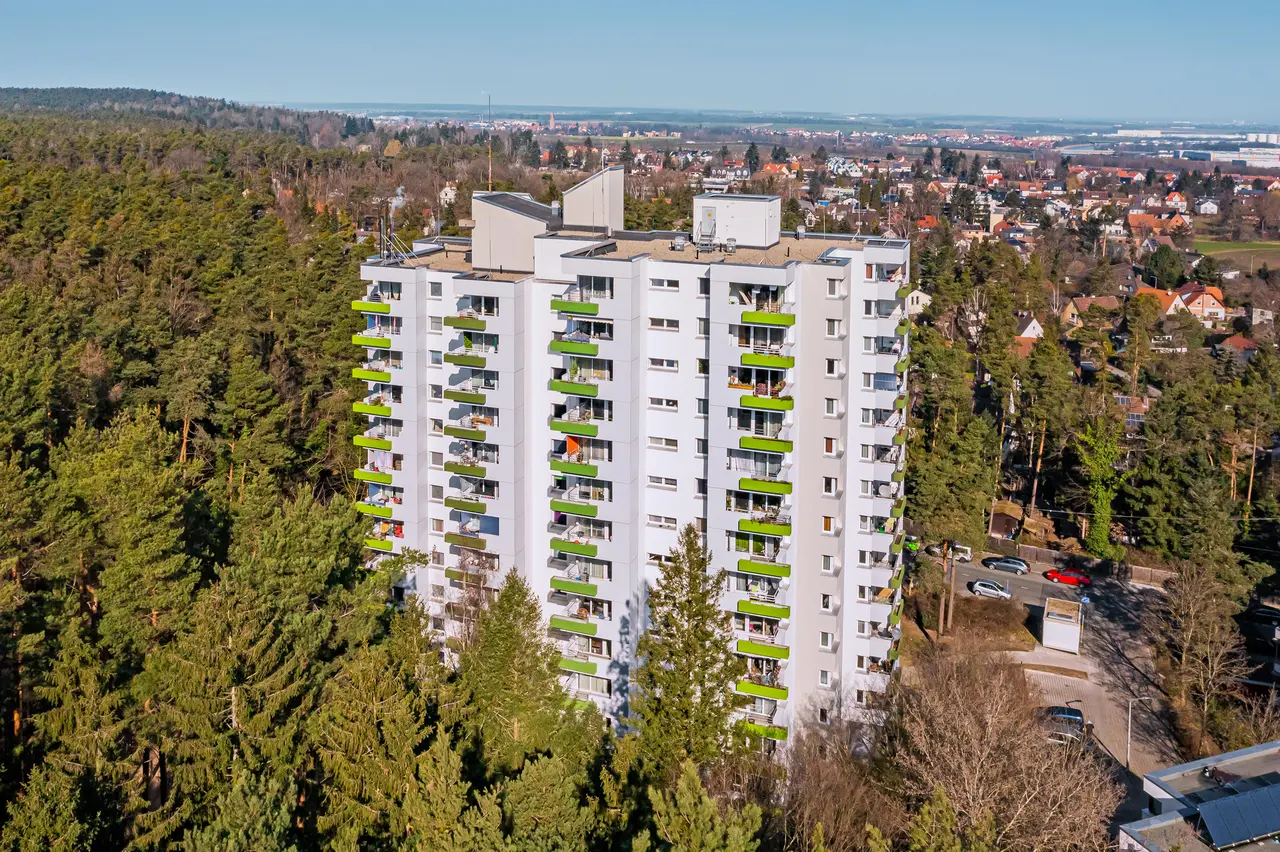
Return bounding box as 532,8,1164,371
483,91,493,192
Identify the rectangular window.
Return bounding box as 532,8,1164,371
695,438,708,456
860,480,872,495
651,278,680,290
822,516,836,533
857,655,866,671
648,436,678,450
858,585,868,600
856,689,866,706
820,593,833,611
697,317,710,336
430,485,443,500
825,437,839,456
698,277,710,295
863,336,874,353
821,555,835,574
649,357,678,370
863,300,874,317
819,632,833,649
819,670,832,687
430,281,442,297
826,318,841,337
647,475,677,488
697,358,709,376
696,398,709,416
819,707,830,725
823,476,838,495
430,384,443,400
862,372,873,389
430,452,444,467
647,514,677,529
430,350,443,365
861,444,873,460
649,397,678,410
579,673,612,695
696,478,707,496
649,317,680,330
825,358,841,377
825,398,839,416
857,620,867,635
431,418,443,433
431,518,444,533
429,316,443,332
827,279,840,297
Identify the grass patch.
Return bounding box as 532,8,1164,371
908,593,1037,652
1021,663,1089,680
1195,239,1280,254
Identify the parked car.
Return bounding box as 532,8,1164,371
981,556,1030,575
970,579,1012,600
1045,568,1092,587
1045,719,1085,746
925,542,973,562
1039,706,1085,731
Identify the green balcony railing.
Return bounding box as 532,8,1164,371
549,615,598,636
444,567,483,583
356,503,394,519
893,431,907,446
740,352,795,369
551,458,598,477
444,461,486,478
740,720,788,741
549,379,600,398
445,532,487,550
444,352,487,368
737,518,792,536
889,602,903,627
739,477,792,496
550,419,598,437
739,435,792,454
444,425,487,442
443,315,486,331
352,333,392,349
352,367,392,382
897,318,910,335
736,680,788,701
558,656,598,675
736,639,789,660
363,538,393,552
550,339,599,356
740,394,794,412
550,498,598,518
353,435,392,451
354,401,392,417
741,310,796,327
737,599,791,619
352,300,391,314
736,558,791,578
551,538,598,558
891,499,906,519
444,388,487,405
896,284,910,299
551,298,599,316
444,496,487,514
550,577,599,597
354,469,393,485
892,468,905,483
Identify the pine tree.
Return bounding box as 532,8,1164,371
1076,419,1124,560
0,764,97,852
866,788,996,852
648,760,761,852
501,755,594,852
744,143,760,173
185,765,298,852
217,351,293,498
630,524,745,779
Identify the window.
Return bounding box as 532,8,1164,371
823,476,838,495
821,555,835,574
863,336,874,353
857,620,867,635
429,316,443,332
649,357,678,370
822,516,836,533
431,518,444,533
861,409,873,425
824,437,839,456
818,707,830,725
579,673,612,695
856,655,866,671
430,485,443,500
648,436,678,450
826,318,842,337
859,515,871,531
648,514,677,529
862,372,873,389
860,444,873,460
820,593,833,611
430,384,442,400
697,317,710,336
827,279,840,298
651,278,679,290
858,585,868,600
819,631,834,649
649,397,678,410
698,277,710,295
825,358,841,377
860,480,872,495
430,452,444,467
696,478,707,496
696,398,709,416
819,669,832,687
695,438,708,456
650,317,680,330
855,689,866,706
648,552,675,566
694,517,706,533
430,549,444,565
430,418,443,433
825,398,839,416
697,358,709,376
430,281,442,298
648,475,677,488
863,300,874,317
430,350,443,365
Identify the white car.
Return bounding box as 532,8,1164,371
970,579,1012,600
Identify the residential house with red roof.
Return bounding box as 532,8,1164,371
1133,287,1188,316
1165,192,1188,212
1176,284,1226,324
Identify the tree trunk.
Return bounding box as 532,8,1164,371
937,542,949,637
946,550,957,631
1229,442,1238,501
179,417,190,465
1244,426,1259,520
1029,419,1048,510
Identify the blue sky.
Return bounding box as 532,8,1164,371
2,0,1278,123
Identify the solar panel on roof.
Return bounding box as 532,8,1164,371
1198,785,1280,849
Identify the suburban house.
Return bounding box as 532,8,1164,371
1133,287,1189,316
1192,197,1220,215
1113,393,1153,433
1175,284,1227,324
1060,295,1120,328
906,288,932,318
1164,191,1188,211
1217,333,1259,363
1013,314,1044,358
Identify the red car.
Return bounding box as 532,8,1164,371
1045,568,1092,587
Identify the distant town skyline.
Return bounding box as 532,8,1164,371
3,0,1279,123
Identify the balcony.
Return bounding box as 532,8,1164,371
739,344,795,370
737,678,787,701
736,637,790,660
736,598,791,620
733,379,794,412
739,301,795,327
735,468,792,496
444,413,491,442
353,391,395,417
352,332,392,349
353,426,394,451
550,575,599,597
444,487,488,514
444,448,497,478
550,329,604,356
550,406,600,437
550,451,600,478
352,298,391,315
736,512,792,537
550,522,610,558
445,518,488,551
549,372,603,398
550,484,607,519
353,463,395,485
444,350,487,368
551,289,602,316
443,379,494,405
443,310,487,331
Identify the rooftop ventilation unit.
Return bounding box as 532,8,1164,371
796,224,807,239
671,236,687,252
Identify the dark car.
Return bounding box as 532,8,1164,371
1039,705,1085,732
981,556,1030,575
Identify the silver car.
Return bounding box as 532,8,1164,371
970,579,1012,600
981,556,1030,575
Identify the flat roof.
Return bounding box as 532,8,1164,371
561,231,900,267
695,192,779,201
1153,741,1280,801
1044,597,1082,624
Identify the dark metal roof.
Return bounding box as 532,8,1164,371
479,193,562,226
1198,784,1280,849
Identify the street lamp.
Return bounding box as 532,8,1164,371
1127,696,1152,770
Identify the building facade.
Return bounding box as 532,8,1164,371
352,168,910,741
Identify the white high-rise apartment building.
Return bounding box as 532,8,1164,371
353,167,909,741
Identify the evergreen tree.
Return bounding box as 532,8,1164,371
185,765,298,852
0,764,97,852
866,788,996,852
648,761,761,852
744,143,760,173
501,755,594,852
1076,419,1124,560
630,524,745,779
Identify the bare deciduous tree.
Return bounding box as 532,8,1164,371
887,650,1120,852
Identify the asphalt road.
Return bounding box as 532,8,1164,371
952,556,1094,605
